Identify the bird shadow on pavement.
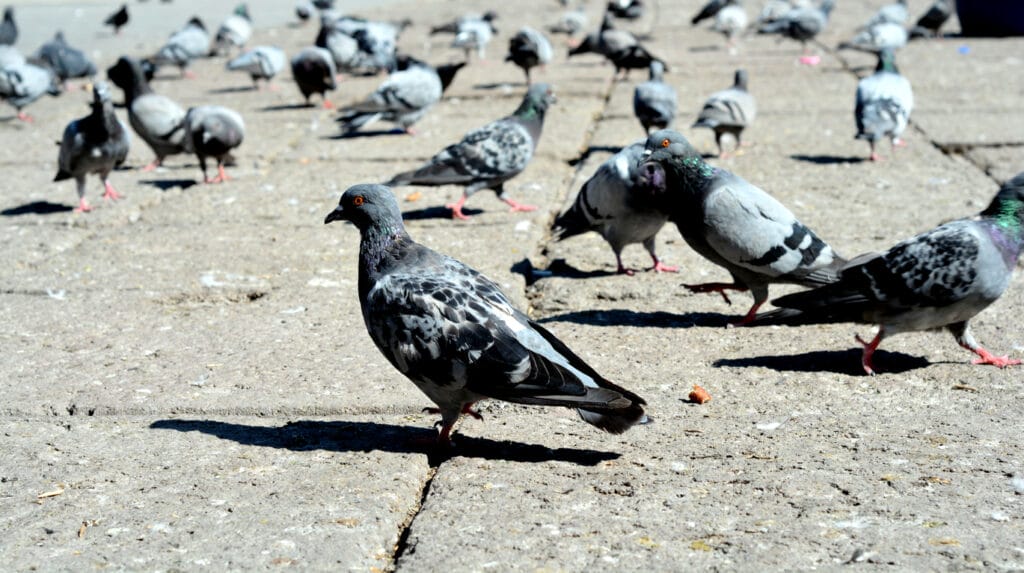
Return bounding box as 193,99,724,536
208,85,257,94
790,154,866,165
401,205,483,220
325,129,409,140
567,145,624,166
139,179,199,191
714,349,930,375
149,419,619,467
261,103,317,112
473,82,527,90
538,308,732,329
1,201,73,216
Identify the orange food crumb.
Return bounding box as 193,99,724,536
404,191,423,202
689,384,711,404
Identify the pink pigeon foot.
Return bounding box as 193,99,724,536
798,55,821,66
74,198,93,213
683,282,748,305
446,195,471,220
204,165,231,184
16,111,33,122
892,138,908,148
968,347,1021,368
869,152,885,162
183,69,197,79
651,261,679,273
322,99,335,110
729,301,765,327
855,332,883,376
101,182,123,201
503,198,537,213
141,159,162,172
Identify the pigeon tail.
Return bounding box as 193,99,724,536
577,402,648,434
53,169,73,182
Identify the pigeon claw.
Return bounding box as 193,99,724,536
798,55,821,66
102,183,123,201
503,199,537,213
650,261,679,273
74,199,93,213
683,282,746,305
970,349,1021,368
855,333,882,376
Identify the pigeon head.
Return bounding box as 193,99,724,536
648,60,666,81
325,184,405,233
234,4,250,19
3,7,12,22
107,56,149,96
981,172,1024,230
91,81,113,106
515,83,557,118
187,16,206,31
636,130,711,205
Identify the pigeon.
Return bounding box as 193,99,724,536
226,45,286,90
569,14,665,79
0,45,24,68
549,6,587,36
633,60,676,134
295,1,313,24
34,32,97,86
315,17,360,71
181,105,244,183
430,11,497,36
106,56,187,170
607,0,644,20
909,0,953,39
552,141,676,275
0,7,16,46
692,0,727,25
53,82,130,213
712,1,749,48
452,17,494,61
751,173,1024,375
336,55,442,135
290,46,337,108
692,69,757,158
213,4,252,56
324,184,648,444
757,0,835,65
838,21,907,53
506,27,553,85
637,130,845,324
855,48,913,162
863,0,908,28
152,17,211,78
436,61,467,94
333,16,399,74
385,83,556,220
753,0,798,27
0,61,60,121
103,4,129,35
312,0,333,9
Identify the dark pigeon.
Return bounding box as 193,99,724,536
910,0,953,38
107,56,187,170
34,32,97,84
290,46,337,108
182,105,245,183
104,4,129,34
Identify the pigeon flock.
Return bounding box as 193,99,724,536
0,0,1019,448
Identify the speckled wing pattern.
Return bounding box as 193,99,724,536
856,71,913,142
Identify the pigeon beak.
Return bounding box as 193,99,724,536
324,205,346,225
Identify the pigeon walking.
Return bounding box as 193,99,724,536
324,184,648,444
213,4,252,56
855,48,913,162
152,17,211,78
569,14,665,79
107,56,187,170
290,46,337,108
692,69,757,158
637,130,845,324
336,55,442,135
552,141,676,275
103,4,129,35
633,61,675,134
506,26,553,85
751,173,1024,375
54,82,130,213
182,105,245,183
226,45,286,90
0,61,60,121
386,83,555,220
756,0,834,65
34,32,97,86
0,7,16,46
863,0,908,28
909,0,953,39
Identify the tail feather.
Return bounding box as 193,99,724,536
550,201,590,242
53,169,72,182
577,403,648,434
337,111,381,133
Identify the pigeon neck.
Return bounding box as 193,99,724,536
988,200,1024,261
124,72,153,103
358,223,409,283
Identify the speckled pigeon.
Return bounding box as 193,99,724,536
336,55,442,135
107,56,187,170
291,46,337,108
226,45,286,89
324,184,648,444
633,61,676,134
0,61,60,121
692,0,727,25
182,105,245,183
692,69,757,158
855,48,913,162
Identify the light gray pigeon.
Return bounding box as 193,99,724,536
752,173,1024,375
152,17,211,78
838,21,907,53
756,0,835,65
506,26,553,85
692,69,757,158
336,55,442,135
552,141,676,275
324,184,648,445
0,61,60,121
0,45,24,68
863,0,908,28
692,0,727,25
182,105,245,183
712,1,749,48
633,60,676,134
453,17,494,61
569,14,665,79
34,32,97,85
386,83,556,220
226,45,286,89
0,7,16,46
290,46,337,108
315,17,360,72
213,4,252,56
334,16,399,74
549,6,587,36
637,129,845,324
910,0,953,39
431,11,497,36
106,56,187,170
855,48,913,162
54,82,130,213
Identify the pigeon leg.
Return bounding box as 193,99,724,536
423,403,484,421
730,300,765,327
141,158,162,172
446,194,472,220
503,198,538,213
322,98,335,110
643,238,678,273
101,179,123,201
403,126,418,136
892,137,908,149
950,321,1022,368
15,111,33,122
615,252,635,276
854,330,884,376
182,68,196,79
798,44,821,66
74,198,93,213
868,141,884,162
205,164,230,184
683,282,747,305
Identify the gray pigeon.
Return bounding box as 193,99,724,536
54,82,130,213
838,21,907,53
506,26,553,86
637,130,845,324
633,60,676,134
452,18,494,61
106,56,187,170
855,49,913,162
692,69,757,158
213,4,252,56
290,46,337,108
152,17,211,78
910,0,953,39
334,16,399,74
712,0,749,48
34,32,97,85
549,6,587,36
430,11,498,36
552,141,676,275
863,0,908,28
315,17,360,72
0,45,24,68
607,0,644,20
336,56,442,135
0,61,60,121
569,14,665,79
324,184,648,445
691,0,727,25
182,105,245,183
757,0,835,65
0,7,16,46
226,45,286,89
385,83,556,220
751,173,1024,375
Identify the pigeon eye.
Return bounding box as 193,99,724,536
352,196,365,206
661,139,670,148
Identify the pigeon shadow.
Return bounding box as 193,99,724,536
325,129,410,140
789,154,867,165
714,349,931,375
149,419,619,467
539,309,733,329
511,257,617,285
1,201,73,216
139,178,199,191
473,82,527,90
401,205,483,220
567,145,625,166
208,85,257,94
261,103,316,112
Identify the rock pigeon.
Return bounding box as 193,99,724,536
226,45,286,90
324,184,648,444
607,0,644,20
712,0,749,48
0,7,16,46
53,82,130,213
106,56,187,170
552,141,676,275
637,130,845,324
385,83,556,220
152,17,211,78
182,105,244,183
633,60,676,134
34,32,97,86
855,48,913,162
692,0,727,25
103,4,129,35
430,11,498,36
0,61,60,121
213,4,252,56
838,21,907,53
757,0,835,65
863,0,908,28
0,45,23,68
909,0,953,39
751,173,1024,375
506,26,553,85
290,46,337,108
336,55,442,135
452,17,494,62
295,1,313,24
569,14,665,79
549,6,587,36
692,69,757,158
315,17,360,72
333,16,399,74
436,61,467,94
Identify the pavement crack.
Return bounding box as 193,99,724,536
391,463,440,571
